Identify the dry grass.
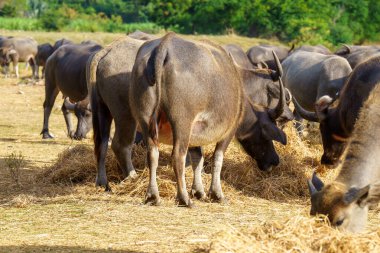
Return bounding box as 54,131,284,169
0,31,379,252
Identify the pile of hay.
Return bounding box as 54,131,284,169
208,215,380,252
39,124,338,202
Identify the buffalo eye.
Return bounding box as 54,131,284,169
335,218,344,226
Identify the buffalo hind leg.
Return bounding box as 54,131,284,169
189,147,206,200
111,117,137,180
140,122,160,206
209,133,234,203
172,130,192,207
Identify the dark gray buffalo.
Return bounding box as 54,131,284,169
127,30,157,41
129,33,288,207
335,44,380,68
246,44,291,69
294,56,380,165
282,50,352,133
290,44,331,55
0,37,38,78
308,83,380,233
41,43,102,140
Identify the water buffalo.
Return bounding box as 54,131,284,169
308,83,380,232
127,30,157,41
335,44,380,68
35,39,75,79
224,44,294,171
87,37,145,191
129,33,245,206
282,51,352,133
41,43,102,140
294,55,380,165
246,44,291,69
0,37,38,78
290,44,331,55
35,43,54,78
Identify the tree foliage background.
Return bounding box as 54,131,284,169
0,0,379,45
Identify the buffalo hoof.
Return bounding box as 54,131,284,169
95,177,111,192
145,194,161,206
190,189,206,200
208,191,226,204
42,132,54,139
176,197,194,208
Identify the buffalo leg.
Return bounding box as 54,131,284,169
93,99,113,191
209,132,234,202
140,121,160,206
172,130,192,207
29,58,37,79
189,147,205,200
111,116,137,179
61,103,75,138
13,63,19,78
41,82,59,139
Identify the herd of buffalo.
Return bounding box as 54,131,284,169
0,31,379,233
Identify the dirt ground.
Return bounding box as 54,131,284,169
0,32,379,253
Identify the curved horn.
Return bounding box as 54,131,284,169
312,172,324,191
268,51,285,120
259,61,268,69
342,44,351,54
292,96,319,122
288,43,295,54
285,88,292,103
64,97,76,111
308,179,318,196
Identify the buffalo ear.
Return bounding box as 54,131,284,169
261,120,287,145
343,186,370,206
346,182,380,207
315,95,333,120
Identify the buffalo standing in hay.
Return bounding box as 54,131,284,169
87,37,145,191
0,36,38,78
295,56,380,165
223,44,294,171
282,50,352,134
129,33,288,207
308,82,380,233
41,43,102,140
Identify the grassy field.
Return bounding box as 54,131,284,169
0,31,379,252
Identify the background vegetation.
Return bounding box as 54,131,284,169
0,0,379,46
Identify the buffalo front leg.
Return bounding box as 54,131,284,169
41,86,59,139
13,63,19,79
189,147,206,200
208,133,234,203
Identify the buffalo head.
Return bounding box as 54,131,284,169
235,51,289,171
308,172,380,232
64,98,92,140
0,45,17,65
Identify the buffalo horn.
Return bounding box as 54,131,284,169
308,179,318,196
268,51,285,120
292,97,319,122
312,171,324,191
